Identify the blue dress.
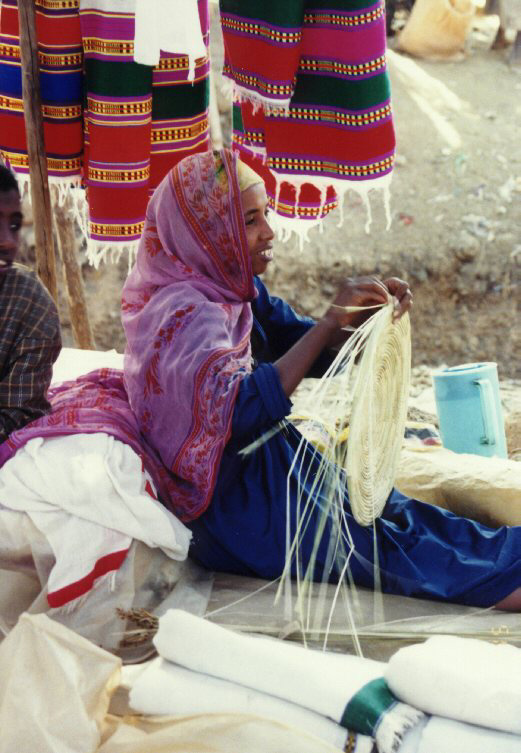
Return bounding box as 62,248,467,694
188,278,521,607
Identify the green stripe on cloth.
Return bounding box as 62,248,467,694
220,0,304,27
152,79,209,120
233,104,244,131
307,0,380,10
85,60,152,96
293,71,391,110
340,678,396,737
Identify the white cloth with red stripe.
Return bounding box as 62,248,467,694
0,432,191,608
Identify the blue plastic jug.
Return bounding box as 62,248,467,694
432,362,508,458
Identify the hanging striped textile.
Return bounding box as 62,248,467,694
0,0,210,263
81,0,210,262
0,0,84,190
221,0,395,243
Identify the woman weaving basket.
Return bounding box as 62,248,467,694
122,149,521,611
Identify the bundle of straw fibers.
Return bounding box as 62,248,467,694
347,306,411,525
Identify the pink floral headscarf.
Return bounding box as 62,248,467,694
122,149,256,522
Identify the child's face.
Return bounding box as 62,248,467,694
0,189,22,273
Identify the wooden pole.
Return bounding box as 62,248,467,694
209,68,224,150
18,0,58,302
54,199,96,350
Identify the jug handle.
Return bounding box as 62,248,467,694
474,378,498,446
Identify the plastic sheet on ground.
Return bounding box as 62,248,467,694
0,613,120,753
0,535,212,655
206,573,521,661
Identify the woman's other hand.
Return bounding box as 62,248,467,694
275,276,413,397
384,277,413,321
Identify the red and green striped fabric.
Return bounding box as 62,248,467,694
0,0,210,260
221,0,395,233
0,0,84,183
81,0,210,257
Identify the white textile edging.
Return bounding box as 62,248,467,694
134,0,206,80
230,81,292,115
400,716,521,753
86,238,139,272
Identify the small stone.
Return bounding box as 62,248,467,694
395,154,407,167
498,177,517,203
497,205,507,215
457,230,479,254
429,193,452,204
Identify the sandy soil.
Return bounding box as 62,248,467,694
17,13,518,384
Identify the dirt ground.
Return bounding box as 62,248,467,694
40,13,519,382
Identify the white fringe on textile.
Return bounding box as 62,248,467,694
86,239,139,272
231,81,292,116
16,173,83,209
375,701,426,753
267,172,393,251
17,173,89,245
10,167,139,270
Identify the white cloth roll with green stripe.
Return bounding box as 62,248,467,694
153,610,424,753
129,658,374,753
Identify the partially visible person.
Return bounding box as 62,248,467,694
0,165,61,443
385,0,415,36
490,0,521,66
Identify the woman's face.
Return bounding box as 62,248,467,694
241,183,275,276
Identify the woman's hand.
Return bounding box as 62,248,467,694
384,277,414,321
322,276,413,334
274,276,413,397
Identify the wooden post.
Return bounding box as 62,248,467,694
18,0,58,302
54,199,96,350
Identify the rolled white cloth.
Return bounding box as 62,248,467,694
129,659,374,753
401,716,521,753
385,635,521,735
153,609,424,753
